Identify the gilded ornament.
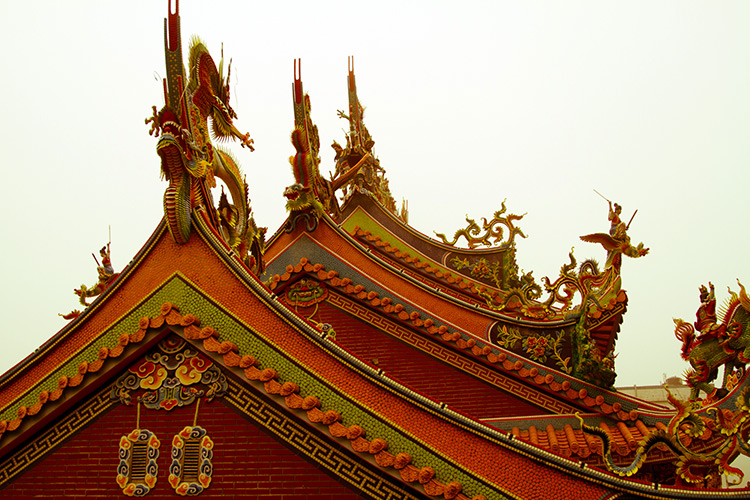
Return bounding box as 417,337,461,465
435,199,526,249
284,59,369,218
580,199,648,278
169,426,214,495
284,278,328,307
674,279,750,401
111,337,227,410
116,429,160,496
579,385,750,487
61,243,119,319
146,8,265,274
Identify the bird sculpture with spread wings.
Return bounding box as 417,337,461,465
580,202,648,274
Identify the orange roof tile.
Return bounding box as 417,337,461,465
270,257,640,422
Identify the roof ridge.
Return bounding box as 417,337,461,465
350,226,498,303
269,257,643,422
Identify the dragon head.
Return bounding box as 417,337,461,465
187,38,253,150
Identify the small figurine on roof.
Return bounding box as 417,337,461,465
695,282,722,339
60,242,120,320
74,243,120,307
580,194,649,275
607,201,622,236
99,244,114,276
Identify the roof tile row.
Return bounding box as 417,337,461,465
270,257,638,422
1,301,490,500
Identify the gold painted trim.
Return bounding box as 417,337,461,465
223,377,423,500
0,384,116,488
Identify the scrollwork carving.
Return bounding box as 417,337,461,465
435,200,526,249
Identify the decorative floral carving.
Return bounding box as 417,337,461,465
451,257,503,288
522,336,552,362
492,327,571,374
549,332,571,374
493,325,522,349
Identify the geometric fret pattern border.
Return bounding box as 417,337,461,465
224,377,423,500
0,384,117,489
1,376,423,499
327,292,577,415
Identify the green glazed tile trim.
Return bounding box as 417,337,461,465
1,278,187,421
340,207,454,277
172,282,505,499
4,274,505,499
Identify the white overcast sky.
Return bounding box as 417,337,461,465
0,1,748,388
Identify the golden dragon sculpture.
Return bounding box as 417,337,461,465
145,1,264,274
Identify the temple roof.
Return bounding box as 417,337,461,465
2,1,750,497
4,2,749,390
0,212,682,498
1,205,747,497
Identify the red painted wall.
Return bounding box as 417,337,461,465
2,400,367,499
315,301,548,419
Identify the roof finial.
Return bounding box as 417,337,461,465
166,0,180,51
293,58,303,104
163,0,185,112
